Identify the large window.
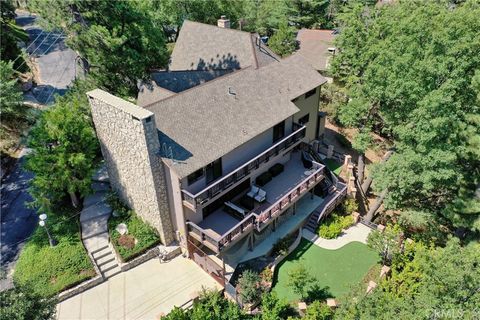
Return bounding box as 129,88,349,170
305,88,317,99
187,168,204,185
272,121,285,143
206,158,222,184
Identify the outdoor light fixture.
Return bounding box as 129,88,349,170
38,214,57,247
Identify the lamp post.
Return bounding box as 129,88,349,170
39,214,57,247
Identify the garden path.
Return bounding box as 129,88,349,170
302,223,371,250
80,165,122,279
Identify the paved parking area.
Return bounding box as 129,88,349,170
56,256,221,320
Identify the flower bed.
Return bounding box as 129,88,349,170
108,212,161,262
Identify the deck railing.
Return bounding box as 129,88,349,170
181,124,306,209
316,182,347,224
186,161,326,252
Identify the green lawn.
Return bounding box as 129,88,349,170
14,206,95,297
272,239,378,301
324,158,342,175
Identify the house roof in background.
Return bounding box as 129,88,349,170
145,55,326,178
296,29,336,71
169,20,279,71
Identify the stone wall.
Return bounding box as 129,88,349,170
87,89,174,245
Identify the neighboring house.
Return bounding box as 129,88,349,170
87,17,346,285
295,28,337,80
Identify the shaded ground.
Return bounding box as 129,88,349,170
324,158,342,175
0,151,37,291
272,239,378,301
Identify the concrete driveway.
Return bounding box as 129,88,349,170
56,256,222,320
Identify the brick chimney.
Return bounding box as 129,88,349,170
217,15,230,29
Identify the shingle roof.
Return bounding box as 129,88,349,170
137,70,232,107
169,20,279,71
145,54,326,179
296,29,336,71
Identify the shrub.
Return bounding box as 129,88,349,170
108,211,161,262
271,233,296,257
304,300,334,320
0,287,57,320
256,171,273,186
237,270,262,305
260,268,273,284
106,191,129,217
318,214,354,239
343,198,358,215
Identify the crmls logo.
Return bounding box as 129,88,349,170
427,308,480,319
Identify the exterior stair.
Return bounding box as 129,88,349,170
91,245,122,279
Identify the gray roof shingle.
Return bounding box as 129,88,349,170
145,55,326,178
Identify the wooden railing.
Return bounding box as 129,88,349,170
181,124,306,209
186,161,326,252
316,182,347,224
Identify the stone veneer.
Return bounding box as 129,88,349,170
87,89,174,245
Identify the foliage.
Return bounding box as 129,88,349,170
237,269,262,305
1,0,29,71
268,20,297,57
397,210,447,245
335,238,480,319
331,1,480,232
28,0,169,96
106,191,129,217
366,224,404,266
271,232,296,256
161,289,247,320
342,198,358,215
0,60,24,120
286,263,316,301
260,267,273,284
351,130,372,154
318,83,348,123
259,292,293,320
108,210,161,262
26,80,99,211
0,286,57,320
317,214,353,239
304,300,333,320
14,204,94,297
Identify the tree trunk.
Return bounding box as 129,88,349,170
69,191,80,208
357,153,365,185
365,189,388,222
361,150,394,195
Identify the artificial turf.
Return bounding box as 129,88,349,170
324,158,343,175
272,239,378,301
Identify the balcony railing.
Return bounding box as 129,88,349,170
186,161,327,252
182,124,307,209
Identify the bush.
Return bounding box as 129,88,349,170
237,270,262,305
0,287,57,320
14,205,94,297
106,191,129,217
268,163,284,177
108,211,161,262
271,233,296,257
256,171,273,186
318,214,354,239
343,198,358,215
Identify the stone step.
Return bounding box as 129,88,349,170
83,232,109,252
92,165,109,183
98,259,119,273
102,265,121,279
91,245,110,256
80,200,112,222
95,253,116,267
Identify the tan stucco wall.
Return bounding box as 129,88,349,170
293,86,322,141
87,89,175,245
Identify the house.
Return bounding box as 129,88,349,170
295,28,337,79
87,17,346,285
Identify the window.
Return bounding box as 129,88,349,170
305,88,317,99
206,158,222,184
298,114,309,125
272,121,285,143
187,168,204,185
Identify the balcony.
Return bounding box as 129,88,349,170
181,123,306,211
186,152,326,253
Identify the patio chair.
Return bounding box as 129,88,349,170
255,188,267,203
247,185,260,199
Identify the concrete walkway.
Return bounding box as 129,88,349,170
56,256,221,320
81,165,122,278
302,223,372,250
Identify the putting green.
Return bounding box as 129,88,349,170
272,239,378,301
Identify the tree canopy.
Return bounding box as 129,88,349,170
331,0,480,232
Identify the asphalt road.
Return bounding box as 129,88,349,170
15,10,77,104
0,150,37,290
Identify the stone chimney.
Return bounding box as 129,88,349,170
217,15,230,29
